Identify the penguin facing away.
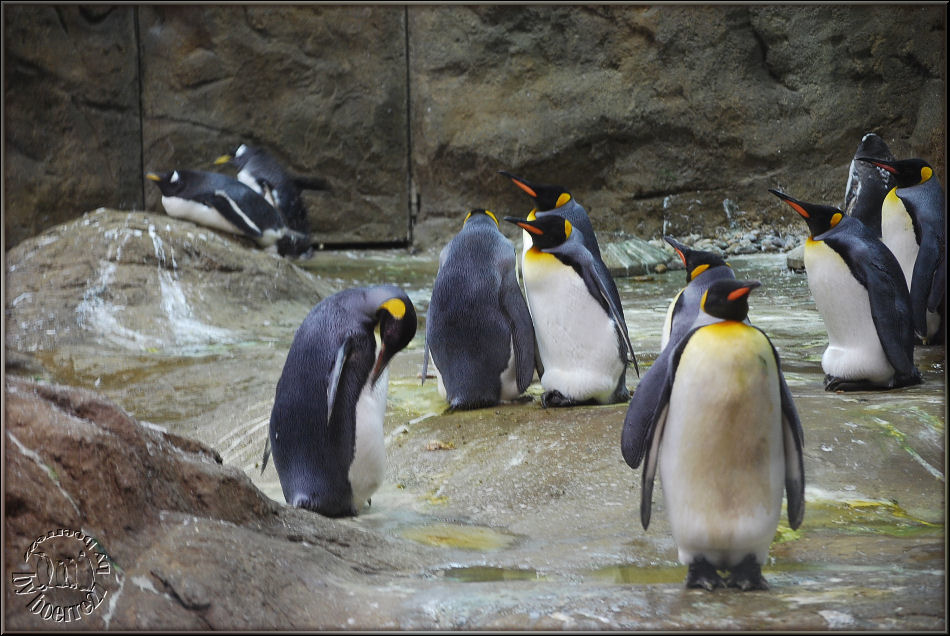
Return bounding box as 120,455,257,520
264,285,417,517
660,236,738,351
621,278,805,591
503,213,636,407
770,189,921,391
498,170,630,349
146,169,311,256
215,143,330,238
856,156,946,345
843,132,896,237
422,209,537,410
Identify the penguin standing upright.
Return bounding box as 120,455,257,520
503,214,635,407
660,236,738,351
770,189,921,390
146,169,310,256
423,209,537,410
843,132,896,237
621,279,805,591
264,285,416,517
856,156,946,345
215,143,330,254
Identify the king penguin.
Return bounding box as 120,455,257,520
498,170,629,345
146,169,310,256
621,278,805,591
770,189,921,390
503,213,636,407
660,236,738,351
423,209,537,409
264,285,417,517
215,143,330,242
843,132,896,237
856,156,946,345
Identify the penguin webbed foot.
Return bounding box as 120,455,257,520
685,558,726,591
725,555,769,591
825,373,922,392
540,390,595,408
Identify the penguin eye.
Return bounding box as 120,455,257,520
556,193,572,208
379,298,406,320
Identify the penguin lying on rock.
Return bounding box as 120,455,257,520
660,236,739,351
855,156,946,346
770,189,921,391
146,169,311,257
423,209,537,410
622,278,805,591
264,285,417,517
503,213,635,407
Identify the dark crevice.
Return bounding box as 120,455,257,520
135,6,145,211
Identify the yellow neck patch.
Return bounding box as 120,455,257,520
527,209,537,221
830,212,843,228
690,264,710,280
921,166,933,183
379,298,406,319
556,193,571,208
564,219,573,238
464,210,499,227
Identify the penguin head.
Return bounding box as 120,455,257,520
146,170,187,197
503,214,573,250
214,143,255,170
769,189,844,239
701,279,761,322
663,236,729,282
370,292,417,386
463,208,500,228
856,157,934,188
499,171,572,212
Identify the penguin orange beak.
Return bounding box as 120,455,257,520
213,154,233,166
727,283,758,301
503,216,544,235
856,156,898,174
768,189,810,219
370,345,388,386
145,172,162,182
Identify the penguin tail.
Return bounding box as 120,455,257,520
276,230,314,258
293,175,332,192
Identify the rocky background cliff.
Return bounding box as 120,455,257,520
3,4,946,252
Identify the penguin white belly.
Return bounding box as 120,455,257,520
658,323,784,568
348,366,389,511
880,199,918,291
522,254,623,403
498,338,521,401
161,195,246,236
804,241,894,383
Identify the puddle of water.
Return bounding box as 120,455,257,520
587,563,687,585
399,522,519,551
439,565,546,582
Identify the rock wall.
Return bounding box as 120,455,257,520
3,5,946,251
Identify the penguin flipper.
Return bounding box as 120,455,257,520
621,338,680,470
421,331,431,387
639,403,669,530
499,263,538,392
778,367,805,529
326,338,352,424
192,190,266,238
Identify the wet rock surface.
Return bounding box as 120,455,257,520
3,216,946,630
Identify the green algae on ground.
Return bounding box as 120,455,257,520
440,565,547,582
400,522,519,551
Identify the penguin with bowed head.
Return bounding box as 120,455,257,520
770,189,921,391
660,236,739,351
264,285,417,517
503,213,636,407
146,169,311,257
423,209,537,410
855,155,946,345
843,132,897,237
621,278,805,591
215,143,330,241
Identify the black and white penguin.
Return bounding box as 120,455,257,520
498,170,629,342
770,189,921,390
660,236,738,351
215,143,329,239
843,132,896,237
503,213,636,407
263,285,416,517
422,209,537,410
856,156,946,345
621,278,805,591
146,169,310,256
